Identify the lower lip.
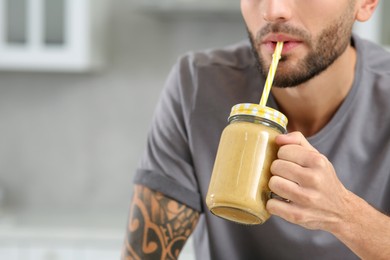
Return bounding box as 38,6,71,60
264,41,301,54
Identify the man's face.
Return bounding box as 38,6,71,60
242,0,357,88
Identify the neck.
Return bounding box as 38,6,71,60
271,44,357,137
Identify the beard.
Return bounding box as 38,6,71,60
248,3,355,88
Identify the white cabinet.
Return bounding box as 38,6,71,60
132,0,239,13
0,0,110,71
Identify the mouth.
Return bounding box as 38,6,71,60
263,38,302,54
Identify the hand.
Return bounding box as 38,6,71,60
266,131,352,231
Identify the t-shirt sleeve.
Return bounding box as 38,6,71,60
133,55,203,212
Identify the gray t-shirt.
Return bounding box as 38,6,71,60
134,35,390,259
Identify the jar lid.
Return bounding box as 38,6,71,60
229,103,288,130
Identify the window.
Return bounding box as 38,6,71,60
0,0,109,71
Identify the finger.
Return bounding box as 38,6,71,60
276,131,317,152
268,176,304,203
277,144,324,168
266,199,307,226
267,198,295,216
271,159,312,186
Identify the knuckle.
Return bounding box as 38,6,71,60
309,152,328,168
291,131,306,144
299,191,316,205
290,131,303,139
291,211,306,224
310,174,322,187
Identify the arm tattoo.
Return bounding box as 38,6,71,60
122,185,200,260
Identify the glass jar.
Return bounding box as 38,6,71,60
206,103,288,225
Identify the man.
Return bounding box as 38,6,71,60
123,0,390,259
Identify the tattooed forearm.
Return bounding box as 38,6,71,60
122,185,200,260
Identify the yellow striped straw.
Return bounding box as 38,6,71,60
259,41,284,107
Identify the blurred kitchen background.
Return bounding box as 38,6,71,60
0,0,388,259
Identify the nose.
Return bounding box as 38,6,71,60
262,0,293,22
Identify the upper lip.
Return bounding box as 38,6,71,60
262,34,302,43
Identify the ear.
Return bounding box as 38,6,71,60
355,0,379,22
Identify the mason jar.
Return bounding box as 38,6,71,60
206,103,288,225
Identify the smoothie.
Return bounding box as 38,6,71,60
206,104,287,225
